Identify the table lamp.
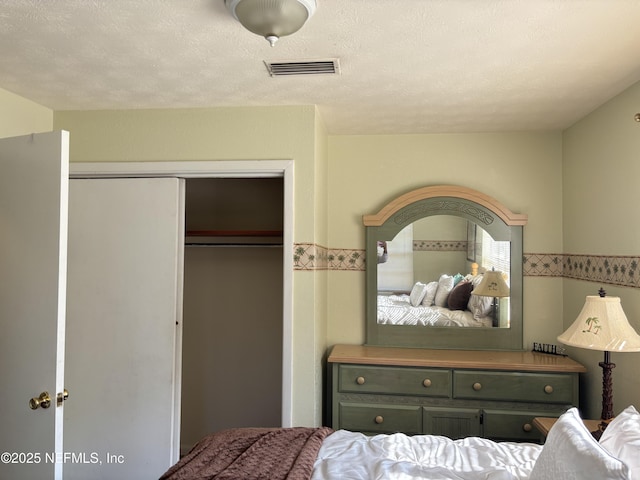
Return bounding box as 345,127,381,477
557,288,640,439
473,269,510,327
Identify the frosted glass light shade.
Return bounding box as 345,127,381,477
558,296,640,352
226,0,317,46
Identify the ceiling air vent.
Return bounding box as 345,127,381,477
264,58,340,77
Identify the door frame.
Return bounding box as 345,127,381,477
69,160,295,456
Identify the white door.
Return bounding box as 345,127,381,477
0,131,69,480
64,178,184,480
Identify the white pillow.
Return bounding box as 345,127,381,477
434,274,454,307
467,275,493,319
529,407,629,480
421,281,438,306
409,282,428,307
600,405,640,480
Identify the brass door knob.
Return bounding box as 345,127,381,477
356,376,365,385
29,392,51,410
544,385,554,394
472,382,482,391
374,415,384,424
523,423,533,432
423,378,432,388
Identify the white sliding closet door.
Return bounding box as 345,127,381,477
64,178,184,480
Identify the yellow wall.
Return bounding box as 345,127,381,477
562,81,640,419
53,106,327,426
326,132,564,348
0,87,52,137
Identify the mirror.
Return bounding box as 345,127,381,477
364,185,527,351
377,216,511,328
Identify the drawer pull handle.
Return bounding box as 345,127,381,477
523,423,533,432
544,385,554,394
375,415,384,424
472,382,482,391
356,376,366,385
423,378,432,388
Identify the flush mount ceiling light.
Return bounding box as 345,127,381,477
225,0,317,47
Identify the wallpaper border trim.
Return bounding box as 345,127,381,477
293,244,640,289
293,243,365,271
525,253,640,288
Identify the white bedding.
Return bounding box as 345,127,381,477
377,294,493,327
311,430,542,480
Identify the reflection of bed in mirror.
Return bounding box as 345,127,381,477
377,270,497,328
377,293,492,327
375,210,513,329
365,185,527,350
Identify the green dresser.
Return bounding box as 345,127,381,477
328,344,586,441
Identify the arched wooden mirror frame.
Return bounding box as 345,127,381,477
364,185,528,351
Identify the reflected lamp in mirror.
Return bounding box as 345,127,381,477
557,289,640,439
473,269,510,327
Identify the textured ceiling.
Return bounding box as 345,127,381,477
1,0,640,135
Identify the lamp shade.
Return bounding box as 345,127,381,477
558,296,640,352
225,0,316,46
472,270,510,298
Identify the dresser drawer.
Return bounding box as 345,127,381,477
483,409,561,442
453,371,575,404
339,402,422,434
423,406,481,439
339,364,451,397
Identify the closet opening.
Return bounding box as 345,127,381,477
179,177,284,455
70,159,295,464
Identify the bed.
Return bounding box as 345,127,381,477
160,406,640,480
377,273,495,327
377,294,493,327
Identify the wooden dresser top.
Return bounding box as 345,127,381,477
328,344,587,373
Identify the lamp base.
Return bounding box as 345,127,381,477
591,419,612,440
591,423,605,440
599,351,615,422
592,351,615,441
491,297,499,327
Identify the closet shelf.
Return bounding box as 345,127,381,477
185,229,283,246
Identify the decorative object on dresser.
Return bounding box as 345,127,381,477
328,344,586,441
532,342,566,356
557,288,640,439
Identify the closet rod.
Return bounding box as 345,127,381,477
185,229,283,247
185,229,282,237
185,243,283,248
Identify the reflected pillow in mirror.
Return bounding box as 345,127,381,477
409,282,428,307
434,274,454,307
468,275,494,320
421,281,439,307
448,280,473,310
